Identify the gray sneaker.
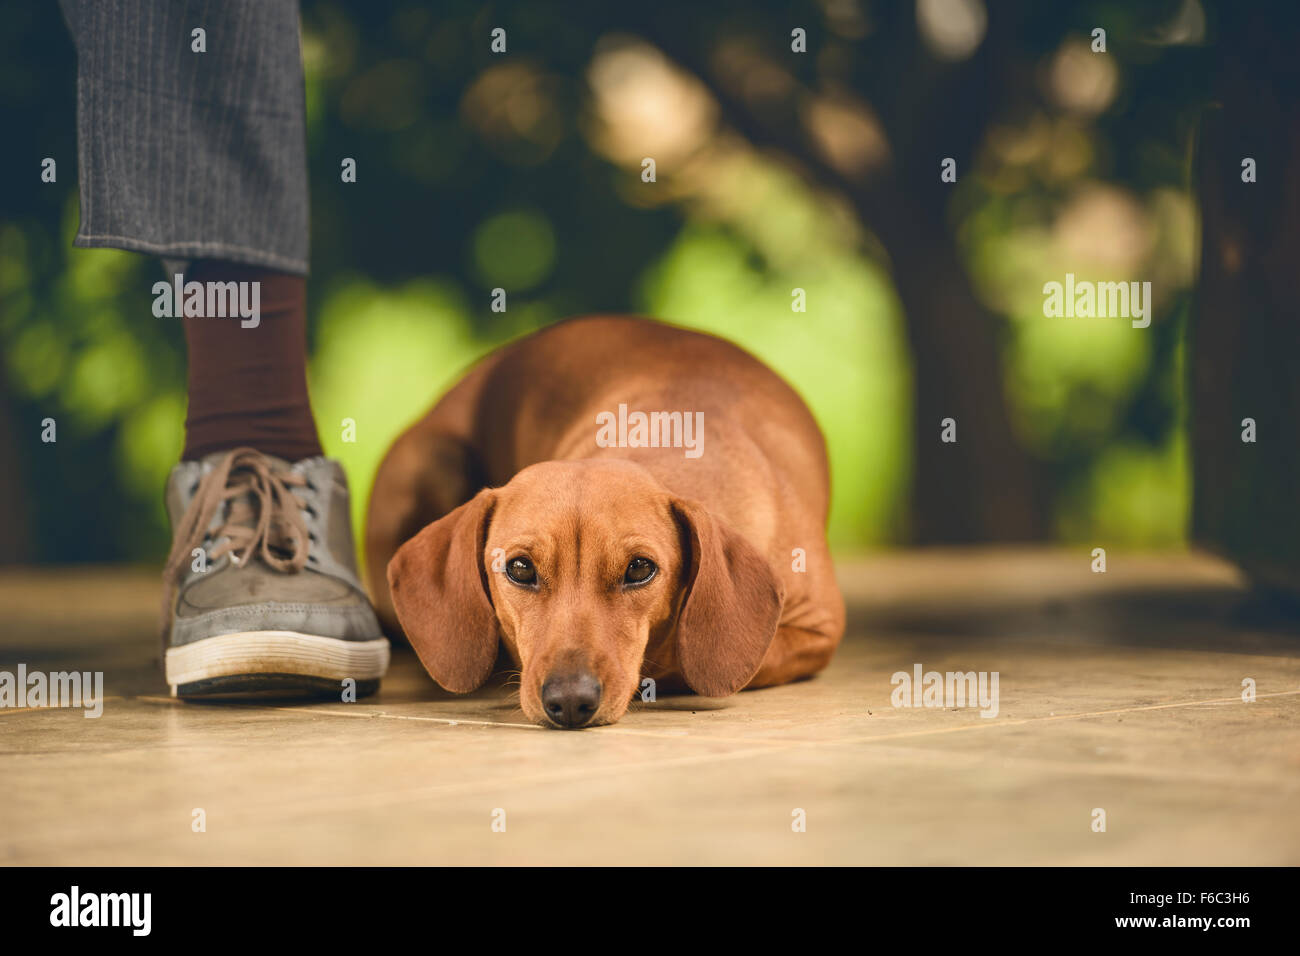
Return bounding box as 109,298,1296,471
160,447,390,697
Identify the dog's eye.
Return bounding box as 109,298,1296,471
624,557,657,586
506,556,537,586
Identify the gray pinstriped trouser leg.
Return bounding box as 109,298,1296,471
58,0,310,275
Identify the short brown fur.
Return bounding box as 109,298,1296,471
369,317,845,727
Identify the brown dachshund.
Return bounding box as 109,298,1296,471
366,316,845,728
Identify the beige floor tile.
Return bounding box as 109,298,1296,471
1,548,1297,865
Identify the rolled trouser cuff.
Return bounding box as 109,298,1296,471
59,0,309,275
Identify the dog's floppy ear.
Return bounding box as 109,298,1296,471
671,498,784,697
387,488,498,693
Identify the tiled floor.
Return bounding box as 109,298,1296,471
2,548,1297,865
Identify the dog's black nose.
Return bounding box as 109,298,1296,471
541,672,602,728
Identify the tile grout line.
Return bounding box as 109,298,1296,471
122,687,1300,748
0,696,127,716
812,688,1300,749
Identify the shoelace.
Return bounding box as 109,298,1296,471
160,447,313,636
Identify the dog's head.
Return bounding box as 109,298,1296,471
386,459,783,728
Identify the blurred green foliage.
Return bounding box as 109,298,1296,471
0,0,1211,565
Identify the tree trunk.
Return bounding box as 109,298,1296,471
1192,4,1300,594
873,202,1044,542
616,6,1047,543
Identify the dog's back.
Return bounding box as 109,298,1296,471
366,316,843,651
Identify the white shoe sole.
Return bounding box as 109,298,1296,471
165,630,390,696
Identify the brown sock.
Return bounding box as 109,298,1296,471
180,260,324,462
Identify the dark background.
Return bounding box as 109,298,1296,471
0,0,1293,581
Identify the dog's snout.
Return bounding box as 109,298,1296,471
541,672,602,728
